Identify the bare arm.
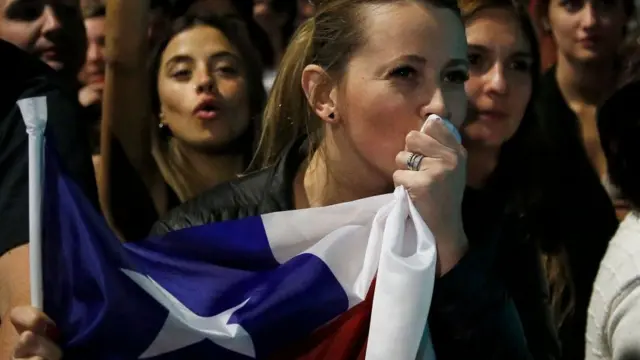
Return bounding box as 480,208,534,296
100,0,165,240
0,245,31,360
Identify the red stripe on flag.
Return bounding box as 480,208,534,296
269,279,377,359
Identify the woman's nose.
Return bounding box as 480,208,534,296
486,64,508,95
195,74,216,94
420,88,452,122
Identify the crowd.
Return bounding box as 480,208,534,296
1,0,639,359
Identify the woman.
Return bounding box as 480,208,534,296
586,79,640,360
533,0,625,356
105,13,265,240
462,0,618,358
11,0,551,358
534,0,633,219
0,0,86,86
459,0,562,357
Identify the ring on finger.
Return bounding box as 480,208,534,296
407,152,425,171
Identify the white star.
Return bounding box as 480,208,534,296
121,269,256,359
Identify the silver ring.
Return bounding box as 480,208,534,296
407,152,424,171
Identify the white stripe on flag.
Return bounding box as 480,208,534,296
263,187,437,359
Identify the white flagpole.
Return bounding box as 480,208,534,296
17,97,48,309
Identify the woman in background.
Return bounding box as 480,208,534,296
534,0,633,219
106,14,265,240
461,0,618,358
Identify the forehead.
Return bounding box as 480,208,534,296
0,0,80,13
465,8,530,52
161,25,238,62
548,0,626,13
354,2,467,66
84,16,105,30
0,0,79,7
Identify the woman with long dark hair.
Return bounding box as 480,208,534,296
460,0,618,358
105,13,266,240
533,0,634,219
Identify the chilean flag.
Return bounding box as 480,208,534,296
19,97,438,359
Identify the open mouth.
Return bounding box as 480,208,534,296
194,102,220,120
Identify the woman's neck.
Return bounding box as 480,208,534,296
172,140,246,189
294,139,392,209
465,142,501,190
555,52,616,106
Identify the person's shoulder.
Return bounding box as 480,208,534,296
588,212,640,354
0,40,57,88
592,212,640,301
607,212,640,254
150,167,287,236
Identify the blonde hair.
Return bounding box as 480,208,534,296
250,0,461,171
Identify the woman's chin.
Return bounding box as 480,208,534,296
463,129,507,148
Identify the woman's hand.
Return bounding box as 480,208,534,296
10,306,62,360
393,115,469,277
78,82,104,108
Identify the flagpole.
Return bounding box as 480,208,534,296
17,97,48,309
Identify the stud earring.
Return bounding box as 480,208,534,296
158,122,172,139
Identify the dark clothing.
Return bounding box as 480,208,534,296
538,67,619,360
152,139,561,359
0,40,98,257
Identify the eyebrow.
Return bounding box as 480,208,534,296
165,51,240,68
391,54,428,65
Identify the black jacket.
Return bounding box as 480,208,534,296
0,40,98,256
152,139,561,359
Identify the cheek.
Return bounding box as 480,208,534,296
341,87,419,172
0,21,40,51
549,16,576,45
158,80,195,123
217,78,251,132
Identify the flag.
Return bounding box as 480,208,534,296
26,99,438,359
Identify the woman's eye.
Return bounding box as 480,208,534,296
468,53,482,66
216,66,239,76
560,0,584,11
6,2,45,21
390,66,418,79
509,60,532,73
171,69,191,80
444,70,469,84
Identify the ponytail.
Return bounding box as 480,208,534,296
250,0,462,171
250,19,320,170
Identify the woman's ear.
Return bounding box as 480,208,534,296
301,64,340,123
541,17,551,32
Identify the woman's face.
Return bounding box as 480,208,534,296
330,2,468,185
78,15,105,86
463,7,533,147
0,0,86,77
547,0,627,63
157,25,251,151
